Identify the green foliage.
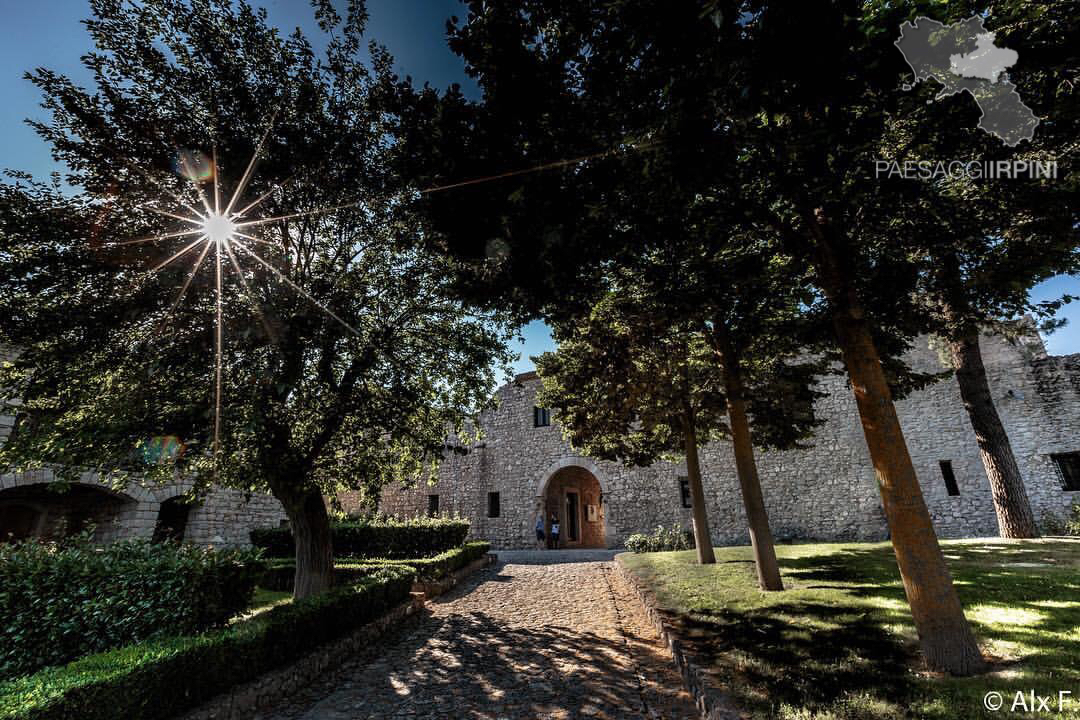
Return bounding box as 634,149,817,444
624,525,694,554
0,565,415,720
0,0,513,536
258,558,394,591
1040,503,1080,537
260,541,490,590
249,516,471,559
0,538,263,680
368,541,492,582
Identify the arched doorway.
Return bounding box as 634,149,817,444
542,465,606,548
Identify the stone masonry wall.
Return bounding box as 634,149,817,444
1,350,287,546
379,331,1080,549
0,466,286,547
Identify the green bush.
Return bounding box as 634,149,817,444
258,559,389,592
1042,502,1080,536
0,566,416,720
0,538,263,680
250,515,470,559
370,541,491,582
262,541,492,590
624,524,694,553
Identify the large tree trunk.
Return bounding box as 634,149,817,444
949,325,1039,539
282,489,334,600
683,417,717,564
715,333,784,590
812,222,985,675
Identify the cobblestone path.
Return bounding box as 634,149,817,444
259,557,699,720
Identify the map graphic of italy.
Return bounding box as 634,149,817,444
895,16,1039,146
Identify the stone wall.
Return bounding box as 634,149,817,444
379,332,1080,548
1,349,288,546
0,467,286,547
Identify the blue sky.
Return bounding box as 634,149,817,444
0,1,1073,367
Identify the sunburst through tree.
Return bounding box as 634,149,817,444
113,115,367,468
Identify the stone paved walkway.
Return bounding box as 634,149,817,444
258,554,699,720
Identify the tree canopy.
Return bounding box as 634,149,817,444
0,0,515,596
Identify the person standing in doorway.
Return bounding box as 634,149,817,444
550,514,560,549
535,513,545,550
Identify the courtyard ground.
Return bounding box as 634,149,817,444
259,551,699,720
619,538,1080,720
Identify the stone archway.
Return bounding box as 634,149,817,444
0,472,159,543
536,458,611,548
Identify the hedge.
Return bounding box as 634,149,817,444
261,541,491,591
258,560,389,592
374,541,492,582
250,516,470,559
0,539,263,680
624,524,695,553
0,565,416,720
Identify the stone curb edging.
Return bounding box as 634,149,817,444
180,595,426,720
614,556,743,720
412,552,496,598
181,555,495,720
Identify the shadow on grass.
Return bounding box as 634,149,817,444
628,540,1080,719
667,599,914,718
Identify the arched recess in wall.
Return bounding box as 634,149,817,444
0,478,141,542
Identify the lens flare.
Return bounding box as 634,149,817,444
126,114,652,471
202,213,235,244
121,114,366,470
174,149,214,183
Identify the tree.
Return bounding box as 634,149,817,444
0,0,513,598
536,287,722,564
536,233,824,584
697,0,988,674
404,0,1020,673
877,0,1079,538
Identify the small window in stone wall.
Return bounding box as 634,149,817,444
427,494,440,517
1051,452,1080,491
679,477,692,508
939,460,960,496
533,406,551,427
487,492,501,518
152,497,191,543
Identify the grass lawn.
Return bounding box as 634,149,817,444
619,538,1080,720
230,587,293,624
251,587,292,609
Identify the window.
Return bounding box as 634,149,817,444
427,494,440,517
939,461,960,497
679,477,692,508
1051,453,1080,491
152,497,191,543
487,492,501,518
533,406,550,427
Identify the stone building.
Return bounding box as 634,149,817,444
377,332,1080,549
0,465,286,547
0,349,286,546
4,331,1078,550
